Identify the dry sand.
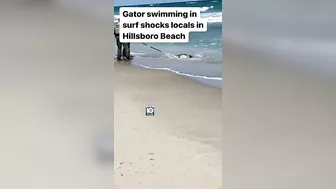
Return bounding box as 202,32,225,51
114,63,222,189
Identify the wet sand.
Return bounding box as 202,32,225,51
114,62,222,189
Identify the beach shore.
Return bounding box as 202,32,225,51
114,62,222,189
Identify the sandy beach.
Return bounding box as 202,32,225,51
114,62,222,189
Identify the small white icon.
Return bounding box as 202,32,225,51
145,106,155,116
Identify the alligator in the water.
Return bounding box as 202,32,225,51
175,54,193,59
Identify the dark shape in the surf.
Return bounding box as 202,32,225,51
141,43,194,59
175,54,193,59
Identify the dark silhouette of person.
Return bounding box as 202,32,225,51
114,19,131,60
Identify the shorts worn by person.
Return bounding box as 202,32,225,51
114,19,131,60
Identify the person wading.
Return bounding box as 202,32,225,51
114,18,131,60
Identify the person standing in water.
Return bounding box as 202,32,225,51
114,18,131,60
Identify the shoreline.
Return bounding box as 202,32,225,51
115,56,223,88
114,62,222,188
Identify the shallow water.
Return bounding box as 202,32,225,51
130,57,222,88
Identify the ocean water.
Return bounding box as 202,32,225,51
114,0,223,88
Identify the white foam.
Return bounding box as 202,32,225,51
115,11,222,23
201,12,222,23
163,53,177,59
114,15,120,23
200,6,210,12
131,52,147,56
195,53,204,58
162,53,203,60
137,64,222,81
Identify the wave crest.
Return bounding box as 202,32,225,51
114,12,222,23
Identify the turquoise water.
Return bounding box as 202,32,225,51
114,0,222,64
